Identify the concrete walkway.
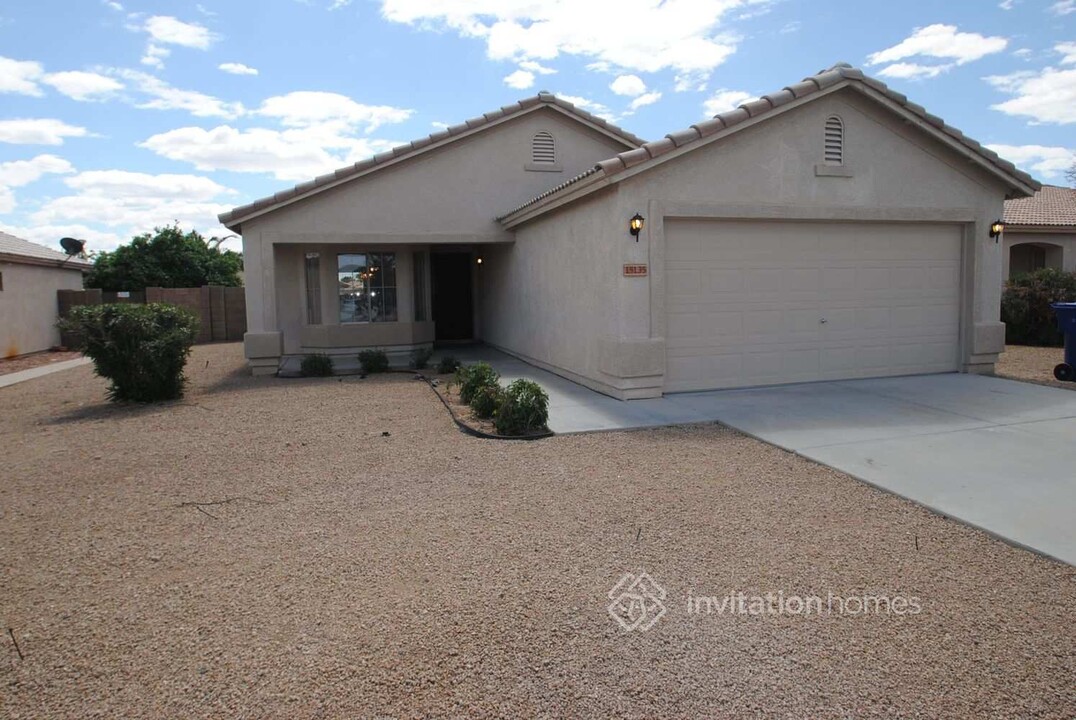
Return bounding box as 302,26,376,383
461,347,1076,565
0,357,91,389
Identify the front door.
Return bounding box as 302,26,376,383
431,252,474,342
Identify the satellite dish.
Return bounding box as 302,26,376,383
60,237,85,256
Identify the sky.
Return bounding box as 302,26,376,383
0,0,1073,254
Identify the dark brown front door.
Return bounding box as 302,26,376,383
431,252,474,342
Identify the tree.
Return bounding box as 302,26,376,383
86,225,243,291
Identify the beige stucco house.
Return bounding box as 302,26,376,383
1001,185,1076,283
0,231,92,358
221,63,1039,399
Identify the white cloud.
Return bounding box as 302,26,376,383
219,62,258,76
112,69,244,118
867,25,1008,80
1057,41,1076,65
63,170,233,200
330,0,353,8
42,71,123,101
999,0,1015,8
0,154,74,214
876,62,951,80
986,66,1076,124
27,170,236,251
139,125,399,181
143,15,214,49
380,0,745,86
0,119,90,145
431,121,450,130
702,89,755,116
555,93,615,122
504,69,535,89
102,1,123,11
519,60,556,75
610,74,647,97
986,144,1076,179
256,91,412,132
0,56,44,96
1050,0,1075,14
629,91,662,111
141,44,169,69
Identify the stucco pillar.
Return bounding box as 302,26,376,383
967,206,1007,374
241,231,283,375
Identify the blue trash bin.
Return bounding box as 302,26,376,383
1050,302,1076,382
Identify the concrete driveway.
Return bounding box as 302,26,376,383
459,348,1076,565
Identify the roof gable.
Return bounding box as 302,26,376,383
219,92,645,230
499,63,1041,227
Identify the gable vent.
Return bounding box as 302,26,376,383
824,115,844,165
532,131,556,164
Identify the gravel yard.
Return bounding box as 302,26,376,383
1,343,1073,718
995,344,1074,390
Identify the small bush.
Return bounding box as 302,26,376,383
59,303,198,403
470,384,503,419
358,348,390,373
454,362,499,404
410,346,433,370
494,379,549,436
437,355,461,374
1001,268,1076,346
300,353,334,377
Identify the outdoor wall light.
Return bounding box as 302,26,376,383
476,257,483,265
990,219,1005,241
629,213,645,239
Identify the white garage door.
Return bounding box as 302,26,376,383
664,219,962,393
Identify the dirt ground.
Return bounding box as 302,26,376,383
1,343,1073,718
0,350,82,376
995,344,1074,390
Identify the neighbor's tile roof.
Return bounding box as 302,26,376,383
499,63,1040,222
0,230,93,267
218,92,646,229
1004,185,1076,227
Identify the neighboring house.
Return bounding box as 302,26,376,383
221,63,1038,399
0,230,92,358
1001,185,1076,283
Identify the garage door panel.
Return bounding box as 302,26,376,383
664,220,961,392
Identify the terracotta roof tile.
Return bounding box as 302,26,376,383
219,92,645,228
498,62,1040,223
1004,185,1076,227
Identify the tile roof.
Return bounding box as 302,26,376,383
499,63,1040,223
0,230,93,268
1003,185,1076,227
218,92,646,229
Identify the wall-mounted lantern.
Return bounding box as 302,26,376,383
629,213,645,240
989,219,1005,242
476,257,483,265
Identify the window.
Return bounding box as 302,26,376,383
304,252,321,325
824,115,844,165
532,131,556,164
338,252,397,323
412,251,429,322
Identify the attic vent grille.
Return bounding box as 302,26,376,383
824,115,844,165
532,131,556,164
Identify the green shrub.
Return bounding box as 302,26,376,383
454,362,499,404
437,355,461,374
300,353,334,377
1001,268,1076,346
59,303,198,402
470,384,503,419
410,346,433,370
494,379,549,436
358,348,390,373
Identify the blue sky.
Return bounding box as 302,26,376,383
0,0,1073,253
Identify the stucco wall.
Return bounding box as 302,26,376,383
0,262,85,357
1002,231,1076,282
239,106,634,369
492,86,1015,397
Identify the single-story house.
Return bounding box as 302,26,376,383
0,230,92,358
1001,185,1076,283
220,63,1039,399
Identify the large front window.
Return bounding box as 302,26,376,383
338,252,397,323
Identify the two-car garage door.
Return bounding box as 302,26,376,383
664,219,962,393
